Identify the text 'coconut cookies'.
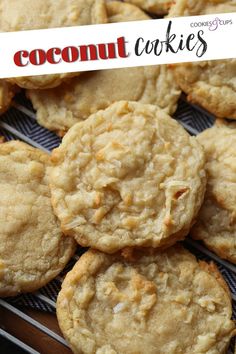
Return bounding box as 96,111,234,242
1,0,107,89
50,101,206,253
191,123,236,263
27,1,181,135
0,141,76,296
57,246,236,354
169,0,236,119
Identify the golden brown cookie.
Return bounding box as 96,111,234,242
27,64,181,135
57,246,236,354
0,140,76,296
27,1,181,135
50,101,206,253
191,125,236,263
124,0,174,15
169,1,236,119
2,0,107,89
0,80,18,114
172,60,236,120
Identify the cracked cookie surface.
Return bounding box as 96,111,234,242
57,246,235,354
50,101,206,253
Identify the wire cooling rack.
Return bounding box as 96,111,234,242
0,92,235,354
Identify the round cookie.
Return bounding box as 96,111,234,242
0,140,76,296
1,0,107,89
124,0,173,15
0,80,18,114
57,246,236,354
191,124,236,263
169,1,236,119
50,101,206,253
27,2,181,135
171,60,236,120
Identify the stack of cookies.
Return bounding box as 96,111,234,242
52,100,235,353
0,0,236,353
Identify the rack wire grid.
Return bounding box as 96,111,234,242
0,91,235,354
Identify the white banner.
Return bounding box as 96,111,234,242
0,12,235,78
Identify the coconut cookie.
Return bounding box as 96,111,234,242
124,0,173,15
50,101,206,253
169,1,236,119
191,125,236,263
27,65,181,135
1,0,107,89
0,141,76,297
27,1,181,135
57,246,236,354
0,80,18,115
172,60,236,120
